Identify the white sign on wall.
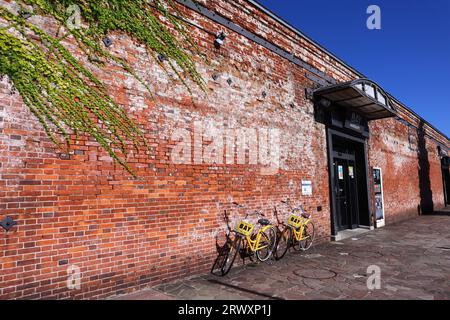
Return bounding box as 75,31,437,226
302,180,313,196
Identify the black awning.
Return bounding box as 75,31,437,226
314,79,396,120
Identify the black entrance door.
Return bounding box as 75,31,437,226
443,167,450,206
334,158,359,230
442,157,450,206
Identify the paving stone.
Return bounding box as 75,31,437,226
112,213,450,300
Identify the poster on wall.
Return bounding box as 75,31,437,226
302,180,313,196
338,166,344,180
348,166,354,179
373,167,385,228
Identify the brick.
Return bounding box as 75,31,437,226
19,180,41,186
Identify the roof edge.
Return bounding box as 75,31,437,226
246,0,450,144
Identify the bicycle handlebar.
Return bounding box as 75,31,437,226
233,202,265,219
233,202,245,209
281,198,292,209
273,207,285,226
243,210,265,220
281,199,307,214
254,210,265,217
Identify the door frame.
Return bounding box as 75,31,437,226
443,164,449,207
327,128,372,237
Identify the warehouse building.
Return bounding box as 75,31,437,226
0,0,449,299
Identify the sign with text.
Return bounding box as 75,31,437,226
302,180,313,196
373,167,385,227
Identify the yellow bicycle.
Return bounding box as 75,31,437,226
274,199,315,260
212,202,277,276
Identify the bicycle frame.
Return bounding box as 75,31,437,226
212,204,277,275
282,199,312,242
233,204,274,253
290,218,312,241
239,224,273,252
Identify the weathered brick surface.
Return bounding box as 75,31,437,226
368,105,448,223
0,0,449,299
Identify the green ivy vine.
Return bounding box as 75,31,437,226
0,0,205,176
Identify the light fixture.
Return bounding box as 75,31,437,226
157,54,167,63
437,146,443,159
102,37,113,47
305,88,314,100
22,12,32,19
0,216,17,232
19,8,32,19
214,31,226,48
318,98,331,109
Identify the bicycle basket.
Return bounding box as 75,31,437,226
287,214,303,229
235,221,254,236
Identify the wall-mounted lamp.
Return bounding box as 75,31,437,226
21,12,32,19
318,98,331,109
1,216,17,232
305,88,314,100
157,54,167,63
214,32,227,48
102,37,113,47
437,146,448,160
19,8,32,19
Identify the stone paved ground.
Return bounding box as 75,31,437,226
112,209,450,300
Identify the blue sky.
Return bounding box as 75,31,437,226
257,0,450,137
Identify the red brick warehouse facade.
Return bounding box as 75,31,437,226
0,0,449,299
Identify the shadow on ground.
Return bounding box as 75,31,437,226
112,209,450,300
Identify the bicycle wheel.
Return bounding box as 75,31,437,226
274,227,291,260
300,221,315,251
221,236,241,276
211,238,231,276
256,227,277,262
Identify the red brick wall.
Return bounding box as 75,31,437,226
368,114,447,224
0,0,448,299
369,118,419,223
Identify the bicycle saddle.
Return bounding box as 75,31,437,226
258,219,270,226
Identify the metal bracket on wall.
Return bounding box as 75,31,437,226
305,88,314,100
304,72,329,87
175,0,337,86
0,216,17,232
